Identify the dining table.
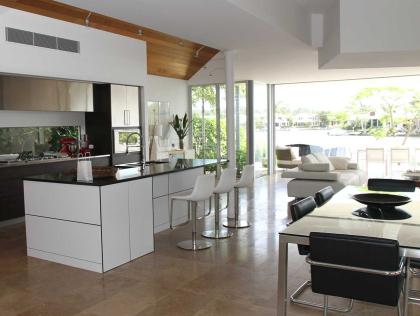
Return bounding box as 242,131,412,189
277,185,420,316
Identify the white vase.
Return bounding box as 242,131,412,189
150,136,159,161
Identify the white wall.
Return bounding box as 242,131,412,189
189,53,226,86
0,7,147,86
318,0,340,68
340,0,420,53
0,7,147,132
144,75,189,149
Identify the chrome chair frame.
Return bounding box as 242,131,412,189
408,259,420,304
290,280,354,313
306,255,407,316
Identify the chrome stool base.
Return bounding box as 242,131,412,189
201,229,233,239
223,219,251,229
177,239,212,251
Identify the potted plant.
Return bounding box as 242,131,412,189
169,113,190,149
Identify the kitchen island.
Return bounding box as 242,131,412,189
23,159,223,273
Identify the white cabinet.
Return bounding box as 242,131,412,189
152,167,204,233
153,195,169,233
153,174,169,198
129,178,154,260
111,84,139,127
24,181,101,225
126,86,140,126
100,183,131,272
25,215,102,272
169,168,204,193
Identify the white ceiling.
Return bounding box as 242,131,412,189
60,0,420,84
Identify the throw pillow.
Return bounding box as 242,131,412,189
328,156,349,170
313,152,335,171
301,154,318,164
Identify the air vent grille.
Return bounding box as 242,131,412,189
34,33,57,49
5,27,80,53
6,27,33,45
57,37,79,53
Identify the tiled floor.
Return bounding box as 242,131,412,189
0,174,419,315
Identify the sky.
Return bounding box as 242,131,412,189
275,75,420,111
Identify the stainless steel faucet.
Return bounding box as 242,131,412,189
125,131,145,169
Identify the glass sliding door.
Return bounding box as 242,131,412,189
234,82,248,173
191,85,217,159
190,82,249,173
253,81,269,177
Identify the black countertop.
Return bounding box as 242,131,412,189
24,159,226,186
0,154,110,169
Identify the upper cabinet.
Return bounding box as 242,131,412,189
0,75,93,112
111,85,140,127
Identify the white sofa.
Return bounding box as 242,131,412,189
282,153,367,198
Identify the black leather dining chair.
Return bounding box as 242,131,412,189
368,178,419,288
368,178,416,192
314,186,335,207
289,197,353,313
307,232,407,316
291,197,317,255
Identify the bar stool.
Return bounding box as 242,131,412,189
202,168,236,239
170,173,215,251
223,164,254,229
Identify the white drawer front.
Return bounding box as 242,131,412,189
26,215,102,264
168,167,203,194
152,174,169,198
129,178,154,260
101,183,131,272
24,181,101,225
153,196,169,233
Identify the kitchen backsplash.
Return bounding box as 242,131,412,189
0,126,80,155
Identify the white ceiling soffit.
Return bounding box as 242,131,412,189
60,0,420,84
320,0,420,70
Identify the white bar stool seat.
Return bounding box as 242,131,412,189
223,165,254,229
202,168,236,239
170,173,215,251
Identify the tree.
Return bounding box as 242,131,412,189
191,86,216,110
350,87,407,136
191,86,217,156
401,91,420,145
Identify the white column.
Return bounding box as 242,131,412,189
225,50,236,218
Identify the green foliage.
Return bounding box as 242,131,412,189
192,115,226,159
192,86,216,107
192,115,248,172
169,113,190,140
47,126,79,152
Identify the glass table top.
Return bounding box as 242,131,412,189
280,186,420,249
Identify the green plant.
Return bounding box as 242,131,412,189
170,113,191,149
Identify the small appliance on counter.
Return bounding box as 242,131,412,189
59,137,78,157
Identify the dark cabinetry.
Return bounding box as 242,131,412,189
85,84,142,165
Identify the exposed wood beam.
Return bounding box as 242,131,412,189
0,0,219,80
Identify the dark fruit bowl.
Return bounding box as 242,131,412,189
352,193,411,208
